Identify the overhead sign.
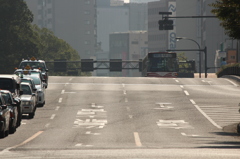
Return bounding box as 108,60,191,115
168,2,176,50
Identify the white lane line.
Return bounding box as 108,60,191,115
190,99,196,105
69,78,73,81
129,115,133,119
61,90,65,94
134,132,142,147
184,90,189,96
59,98,62,103
123,90,127,95
55,106,60,111
175,80,179,83
194,105,222,129
50,114,56,120
180,85,184,89
224,79,238,86
45,123,50,128
122,84,125,87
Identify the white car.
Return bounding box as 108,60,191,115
24,75,46,107
20,82,37,119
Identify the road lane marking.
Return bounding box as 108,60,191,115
224,79,238,86
134,132,142,147
175,80,179,83
61,90,65,94
45,123,50,128
180,85,184,88
55,106,60,111
58,98,62,103
184,90,189,96
194,105,222,129
190,99,196,105
1,131,44,153
129,115,133,119
50,114,56,119
69,78,73,81
123,90,127,95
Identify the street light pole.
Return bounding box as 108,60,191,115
176,37,201,78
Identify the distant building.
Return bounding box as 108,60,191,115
109,31,148,77
128,3,148,31
25,0,97,59
148,0,172,52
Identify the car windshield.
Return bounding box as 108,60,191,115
2,93,11,105
21,85,31,95
28,76,41,85
0,79,13,90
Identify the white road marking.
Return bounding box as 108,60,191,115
180,85,184,88
50,114,56,119
134,132,142,147
45,123,50,128
175,80,179,83
190,99,196,105
123,90,127,95
58,98,62,103
193,105,222,129
129,115,133,119
69,78,73,81
61,90,65,94
184,90,189,96
225,79,238,86
55,106,60,111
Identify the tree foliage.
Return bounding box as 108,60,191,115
0,0,38,73
210,0,240,39
0,0,88,76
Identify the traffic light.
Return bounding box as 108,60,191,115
158,19,174,30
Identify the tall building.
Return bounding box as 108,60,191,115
25,0,97,59
109,31,148,77
148,0,172,52
128,3,148,31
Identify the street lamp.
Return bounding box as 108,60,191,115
176,37,202,78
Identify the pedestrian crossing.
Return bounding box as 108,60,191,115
197,104,240,128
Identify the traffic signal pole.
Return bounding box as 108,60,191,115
167,47,208,78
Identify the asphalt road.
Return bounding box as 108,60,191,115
0,76,240,158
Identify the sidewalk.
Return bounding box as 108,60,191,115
194,73,217,78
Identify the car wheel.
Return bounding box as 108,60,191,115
237,123,240,134
29,113,35,119
9,125,16,134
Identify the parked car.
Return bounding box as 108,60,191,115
22,75,46,107
17,57,49,88
15,69,45,86
20,82,37,119
0,74,22,127
0,92,11,138
1,90,19,134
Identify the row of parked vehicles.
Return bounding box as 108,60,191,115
0,57,48,138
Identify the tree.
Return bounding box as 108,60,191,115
210,0,240,39
0,0,39,73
